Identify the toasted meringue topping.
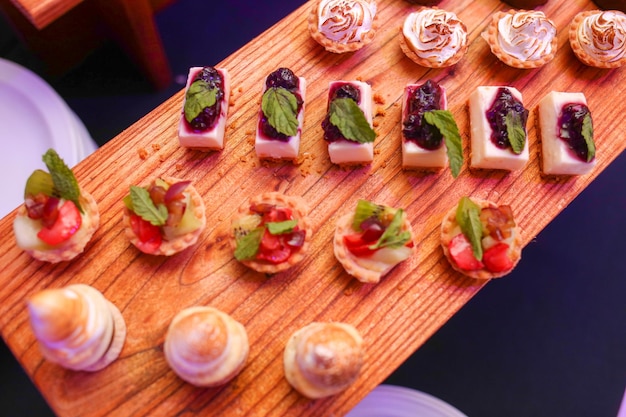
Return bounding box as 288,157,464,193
317,0,377,44
497,11,557,61
576,11,626,63
403,8,467,64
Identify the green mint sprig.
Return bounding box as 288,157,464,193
266,219,298,235
234,227,264,261
262,87,299,137
184,80,218,123
455,197,483,261
329,98,376,144
582,113,595,162
42,149,83,213
369,209,411,250
505,111,526,155
424,110,464,178
129,185,168,226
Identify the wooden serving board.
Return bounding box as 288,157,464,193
1,0,624,415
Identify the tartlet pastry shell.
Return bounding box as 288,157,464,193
284,322,364,399
483,10,558,69
231,192,312,274
307,0,379,53
123,176,206,256
440,198,522,279
569,10,626,69
17,190,100,263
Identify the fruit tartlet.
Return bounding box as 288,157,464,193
164,306,249,387
322,80,376,165
441,197,522,279
178,66,230,150
13,149,100,263
334,199,415,284
231,192,312,274
308,0,378,53
256,68,306,161
284,322,364,399
122,176,206,256
482,9,558,69
400,7,468,68
401,79,463,176
569,10,626,69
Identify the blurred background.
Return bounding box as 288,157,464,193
1,0,625,416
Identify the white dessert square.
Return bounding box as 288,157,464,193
469,86,529,171
255,77,306,160
401,83,448,170
178,67,230,151
538,91,596,175
327,80,374,165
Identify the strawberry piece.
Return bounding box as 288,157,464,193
343,233,376,257
448,233,484,271
483,243,514,273
130,214,162,253
37,200,82,246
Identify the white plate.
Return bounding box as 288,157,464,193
346,385,467,417
0,58,88,218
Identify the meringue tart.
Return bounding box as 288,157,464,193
569,10,626,68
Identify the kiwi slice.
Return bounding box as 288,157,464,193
24,169,55,199
232,214,262,239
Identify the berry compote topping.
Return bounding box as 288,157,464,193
558,103,593,162
486,87,528,150
322,83,362,142
259,68,303,142
402,80,444,150
187,67,224,132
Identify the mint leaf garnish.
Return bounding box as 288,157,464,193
129,185,168,226
582,113,595,162
262,87,299,137
184,80,218,123
329,98,376,144
267,219,298,235
234,227,264,261
424,110,463,178
42,149,83,213
455,197,483,261
370,209,411,250
505,111,526,155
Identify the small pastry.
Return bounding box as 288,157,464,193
501,0,548,8
27,284,126,371
469,86,529,171
322,81,376,165
334,199,415,284
569,10,626,68
284,322,364,399
441,196,522,279
13,149,100,263
482,9,558,69
400,7,468,68
122,176,206,256
537,91,596,175
178,66,230,150
401,79,463,177
308,0,378,53
256,68,306,161
164,306,249,387
231,192,312,274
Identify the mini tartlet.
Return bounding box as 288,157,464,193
231,192,312,274
284,322,364,399
164,306,249,387
482,9,558,69
569,10,626,68
400,7,468,68
441,196,522,279
122,176,206,256
13,149,100,263
308,0,378,53
334,199,415,284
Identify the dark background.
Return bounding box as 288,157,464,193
1,1,625,416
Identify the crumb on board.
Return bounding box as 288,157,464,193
138,148,148,160
159,154,166,162
152,143,161,151
375,107,386,117
373,120,380,128
175,163,184,171
374,93,385,105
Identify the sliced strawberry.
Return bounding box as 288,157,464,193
130,214,162,253
257,245,291,264
259,228,281,252
37,200,82,246
343,233,376,257
483,243,514,273
448,233,484,271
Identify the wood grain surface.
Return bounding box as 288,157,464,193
1,0,625,416
10,0,83,28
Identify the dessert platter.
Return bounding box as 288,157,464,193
1,0,625,416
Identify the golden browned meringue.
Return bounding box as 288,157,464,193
400,7,468,68
284,322,364,399
483,10,558,69
308,0,378,53
569,10,626,68
164,306,249,387
26,284,126,371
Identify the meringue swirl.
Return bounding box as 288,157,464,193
403,8,467,64
317,0,377,44
497,11,557,61
576,11,626,63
